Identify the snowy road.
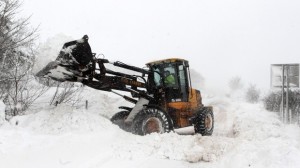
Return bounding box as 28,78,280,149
0,91,300,168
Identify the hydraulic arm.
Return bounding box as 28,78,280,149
36,35,152,103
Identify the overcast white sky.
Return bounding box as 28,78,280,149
22,0,300,90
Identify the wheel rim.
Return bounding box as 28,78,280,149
142,117,163,134
205,113,213,131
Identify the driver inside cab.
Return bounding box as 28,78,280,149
164,70,175,86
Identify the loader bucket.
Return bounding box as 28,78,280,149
36,35,93,82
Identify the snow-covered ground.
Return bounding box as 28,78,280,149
0,87,300,168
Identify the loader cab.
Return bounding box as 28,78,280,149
147,58,191,103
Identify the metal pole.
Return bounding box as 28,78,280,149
281,65,285,123
286,66,290,123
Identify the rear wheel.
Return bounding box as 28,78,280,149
111,111,131,132
131,106,173,135
194,108,214,136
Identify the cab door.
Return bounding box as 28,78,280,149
167,63,191,127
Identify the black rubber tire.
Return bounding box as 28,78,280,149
194,108,214,136
110,111,131,132
131,106,173,135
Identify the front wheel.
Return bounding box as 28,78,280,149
111,111,131,132
194,108,214,136
131,106,173,135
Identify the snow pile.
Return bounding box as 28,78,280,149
111,96,235,163
0,88,300,168
4,93,234,162
217,102,300,168
0,100,5,125
112,133,233,163
13,105,115,134
81,87,132,119
203,96,234,137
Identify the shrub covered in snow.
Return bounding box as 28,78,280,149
263,91,282,112
49,82,84,107
263,89,300,123
4,76,49,117
264,90,300,111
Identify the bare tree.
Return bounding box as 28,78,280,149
2,49,49,116
5,75,49,116
0,0,37,56
228,76,244,92
245,84,260,103
0,0,37,78
0,0,40,116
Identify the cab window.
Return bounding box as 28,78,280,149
163,64,177,87
178,65,188,101
153,68,161,86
